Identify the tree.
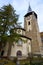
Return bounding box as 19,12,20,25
0,4,21,54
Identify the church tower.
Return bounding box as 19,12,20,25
24,5,42,54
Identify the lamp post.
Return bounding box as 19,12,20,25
28,39,32,65
16,56,20,65
28,53,32,65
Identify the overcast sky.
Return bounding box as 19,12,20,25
0,0,43,32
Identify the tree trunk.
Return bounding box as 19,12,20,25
7,43,12,58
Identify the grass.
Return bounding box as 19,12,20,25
0,57,43,65
0,58,16,65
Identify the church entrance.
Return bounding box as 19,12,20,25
17,50,22,57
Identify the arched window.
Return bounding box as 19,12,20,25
17,50,22,57
28,21,30,25
18,39,22,45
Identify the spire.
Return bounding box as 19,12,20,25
28,4,32,13
24,3,37,18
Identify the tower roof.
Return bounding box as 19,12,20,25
24,4,37,18
28,4,32,13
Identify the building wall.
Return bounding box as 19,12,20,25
40,32,43,55
24,12,42,54
10,39,31,57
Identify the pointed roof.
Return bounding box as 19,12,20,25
28,4,32,13
24,4,37,18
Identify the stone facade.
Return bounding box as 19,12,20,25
24,12,42,54
3,29,32,59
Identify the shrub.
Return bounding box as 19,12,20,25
24,63,30,65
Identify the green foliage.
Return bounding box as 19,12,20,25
0,4,21,49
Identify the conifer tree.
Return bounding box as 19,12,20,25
0,4,21,51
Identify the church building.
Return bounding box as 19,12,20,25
2,5,43,60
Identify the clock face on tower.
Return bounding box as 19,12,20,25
26,16,30,20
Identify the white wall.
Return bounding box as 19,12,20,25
10,39,31,57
